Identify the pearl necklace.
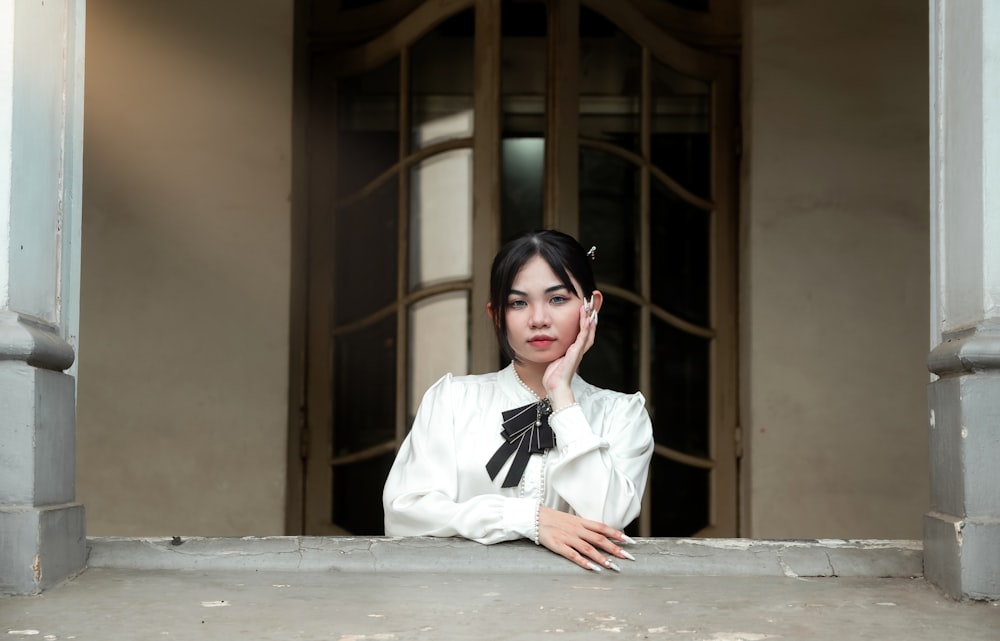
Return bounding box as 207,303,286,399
512,365,543,401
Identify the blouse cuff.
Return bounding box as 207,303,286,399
549,403,603,449
502,496,539,540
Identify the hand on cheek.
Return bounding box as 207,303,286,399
543,294,599,406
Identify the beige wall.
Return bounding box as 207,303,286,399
78,0,293,536
743,0,929,538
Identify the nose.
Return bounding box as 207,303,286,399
528,303,550,328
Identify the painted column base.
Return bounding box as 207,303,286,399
0,503,86,595
924,512,1000,601
925,329,1000,601
0,358,86,595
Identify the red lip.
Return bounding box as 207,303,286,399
528,335,556,347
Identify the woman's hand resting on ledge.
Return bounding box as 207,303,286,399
536,504,635,572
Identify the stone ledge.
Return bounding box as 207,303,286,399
86,536,923,578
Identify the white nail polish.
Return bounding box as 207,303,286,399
605,560,622,572
590,311,598,326
620,550,636,561
587,562,603,572
619,534,637,545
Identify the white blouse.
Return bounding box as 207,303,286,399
382,363,654,545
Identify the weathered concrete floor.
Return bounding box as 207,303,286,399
3,568,999,640
3,538,998,639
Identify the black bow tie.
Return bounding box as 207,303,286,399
486,400,557,488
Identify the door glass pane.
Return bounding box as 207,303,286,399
409,292,469,418
650,315,709,458
500,2,547,240
337,59,400,196
578,296,639,394
332,313,396,534
501,1,546,136
651,58,710,199
411,10,475,149
409,150,472,289
333,453,394,535
578,6,640,155
579,147,639,292
336,315,396,534
650,177,709,326
334,179,398,326
333,314,397,457
649,456,709,536
501,138,545,240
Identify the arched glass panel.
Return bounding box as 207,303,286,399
409,149,473,289
331,312,396,534
501,138,545,240
649,457,709,536
337,58,400,196
650,177,709,326
579,147,640,292
334,179,398,326
500,1,547,239
650,315,709,457
578,7,641,155
411,10,475,149
651,58,710,199
579,296,639,394
333,313,397,457
501,0,546,134
409,292,470,418
333,453,395,535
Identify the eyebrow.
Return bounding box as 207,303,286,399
508,285,572,296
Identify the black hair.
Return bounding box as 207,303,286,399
489,230,597,362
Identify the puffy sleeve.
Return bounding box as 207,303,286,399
545,392,653,529
382,375,538,544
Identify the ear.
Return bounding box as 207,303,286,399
486,302,498,327
589,290,604,314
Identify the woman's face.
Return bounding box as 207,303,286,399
501,255,586,368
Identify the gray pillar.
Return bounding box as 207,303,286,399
925,0,1000,601
0,0,87,595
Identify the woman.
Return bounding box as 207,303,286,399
382,230,654,572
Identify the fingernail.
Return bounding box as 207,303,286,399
590,311,599,326
587,562,603,572
604,560,622,572
584,296,593,312
620,550,636,561
618,534,637,545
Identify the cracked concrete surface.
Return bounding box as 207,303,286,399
3,569,998,640
4,537,996,640
84,537,924,578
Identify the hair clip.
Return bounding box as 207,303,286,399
586,246,597,261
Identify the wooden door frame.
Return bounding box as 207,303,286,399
287,0,742,536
